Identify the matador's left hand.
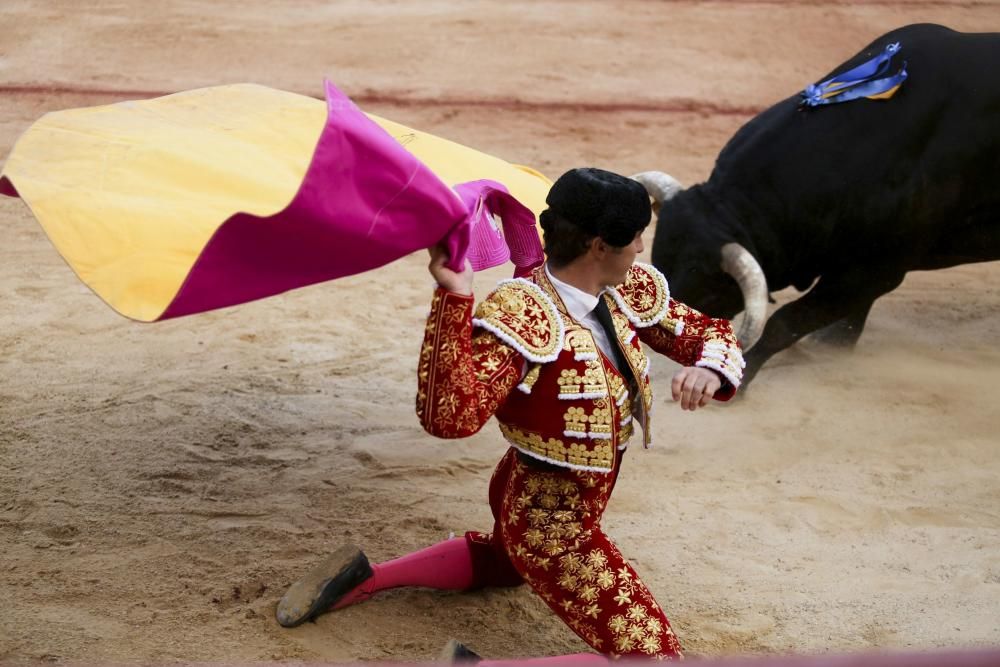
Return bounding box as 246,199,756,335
670,367,722,411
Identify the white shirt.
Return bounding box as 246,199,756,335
545,265,623,374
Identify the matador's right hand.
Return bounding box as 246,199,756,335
428,243,474,296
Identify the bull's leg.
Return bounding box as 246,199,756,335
742,266,906,387
805,300,875,348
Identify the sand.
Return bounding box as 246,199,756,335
1,1,999,663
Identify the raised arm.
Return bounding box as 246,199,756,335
416,287,524,438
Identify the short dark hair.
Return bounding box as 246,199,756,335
539,209,596,268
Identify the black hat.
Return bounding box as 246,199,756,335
543,168,651,247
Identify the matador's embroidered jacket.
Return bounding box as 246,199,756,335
416,262,744,472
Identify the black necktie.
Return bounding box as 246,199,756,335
593,296,637,390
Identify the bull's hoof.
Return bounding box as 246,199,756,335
804,320,864,349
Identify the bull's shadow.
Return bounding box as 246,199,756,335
634,23,1000,388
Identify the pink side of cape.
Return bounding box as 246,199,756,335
158,81,542,320
451,180,544,278
159,81,473,319
0,82,544,321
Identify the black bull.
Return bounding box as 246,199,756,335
636,24,1000,387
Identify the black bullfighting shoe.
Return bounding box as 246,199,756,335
275,544,373,628
438,639,482,664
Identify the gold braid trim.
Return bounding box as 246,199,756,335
499,423,615,472
473,278,565,363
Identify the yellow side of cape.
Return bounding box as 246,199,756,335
0,84,550,321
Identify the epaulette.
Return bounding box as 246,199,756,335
607,262,671,328
473,278,564,363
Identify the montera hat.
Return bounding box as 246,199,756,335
542,168,651,247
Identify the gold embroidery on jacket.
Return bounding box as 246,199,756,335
474,281,562,360
519,363,542,391
606,372,628,406
556,359,606,397
564,407,588,435
472,346,506,382
620,421,634,443
499,423,614,470
616,263,669,326
611,310,632,341
562,402,614,438
624,342,649,378
564,328,598,359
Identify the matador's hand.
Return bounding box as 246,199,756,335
670,367,722,411
428,243,473,296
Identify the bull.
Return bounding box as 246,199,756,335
634,24,1000,387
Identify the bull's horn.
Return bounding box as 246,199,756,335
720,242,768,350
630,171,684,213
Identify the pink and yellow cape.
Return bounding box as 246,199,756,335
0,81,549,321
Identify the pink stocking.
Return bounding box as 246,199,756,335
333,537,475,609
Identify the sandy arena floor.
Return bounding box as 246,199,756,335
1,1,999,663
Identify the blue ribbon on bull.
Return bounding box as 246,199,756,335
800,42,908,107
